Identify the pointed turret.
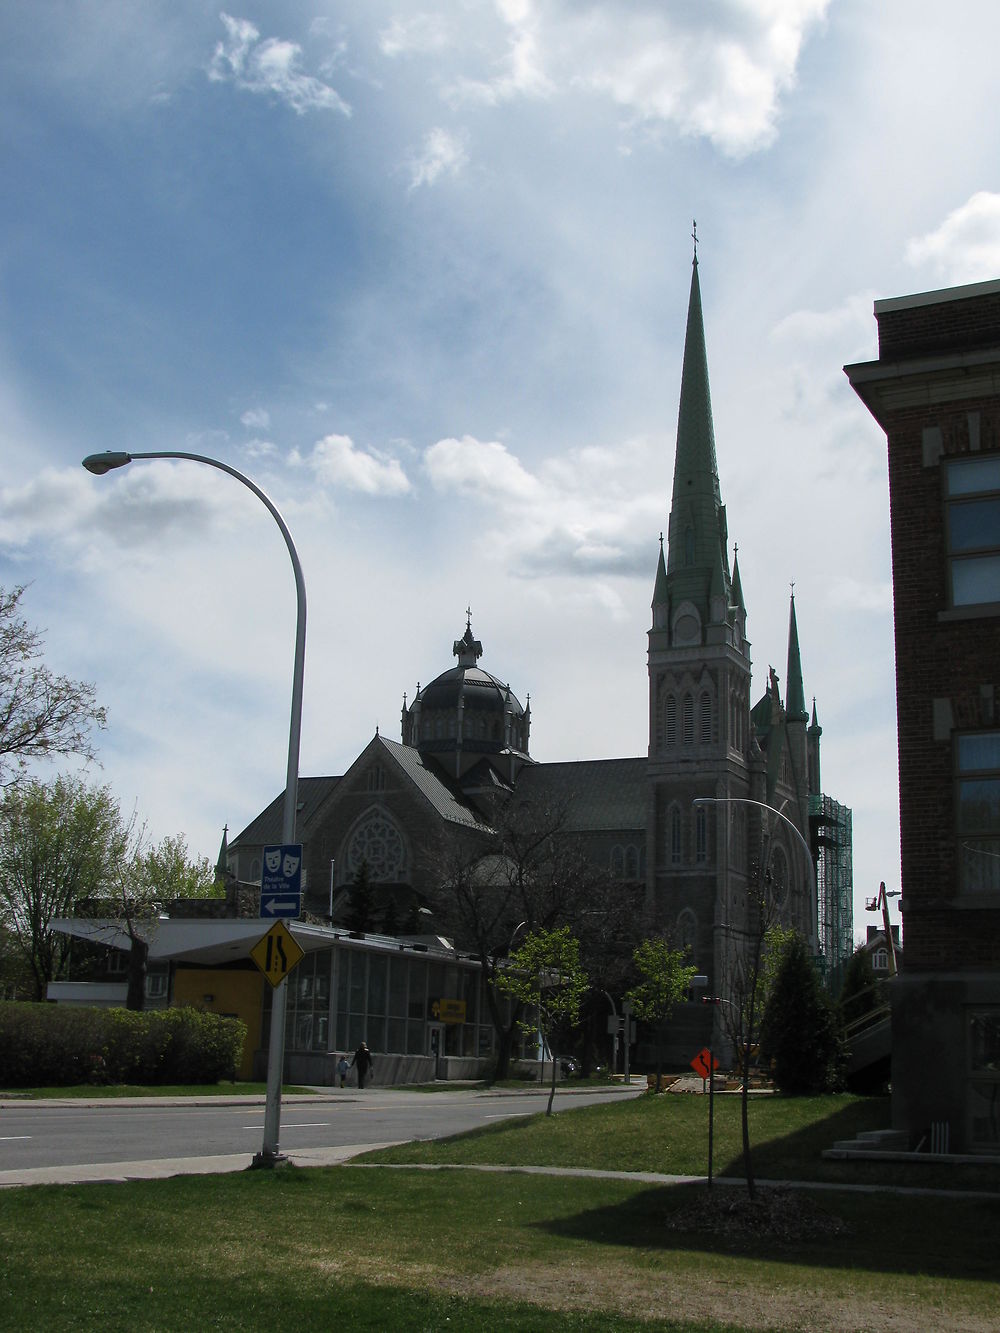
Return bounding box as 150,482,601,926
785,592,808,722
651,533,669,629
215,825,229,882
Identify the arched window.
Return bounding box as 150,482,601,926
670,806,682,864
873,947,889,972
695,806,708,863
682,694,694,746
768,845,789,913
346,808,407,882
610,846,624,878
699,691,712,744
677,908,697,957
624,845,639,880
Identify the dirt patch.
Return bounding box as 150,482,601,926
661,1184,850,1244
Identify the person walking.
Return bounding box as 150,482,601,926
351,1041,374,1089
337,1054,349,1088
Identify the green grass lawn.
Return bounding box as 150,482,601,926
1,1157,997,1331
363,1091,1000,1194
1,1094,999,1330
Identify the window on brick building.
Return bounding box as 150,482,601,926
946,455,1000,607
969,1009,1000,1149
956,730,1000,893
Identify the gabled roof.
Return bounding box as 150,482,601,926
230,775,341,849
516,757,647,832
375,735,489,830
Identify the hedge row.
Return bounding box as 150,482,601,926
0,1002,247,1087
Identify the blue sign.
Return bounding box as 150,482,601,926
260,843,302,919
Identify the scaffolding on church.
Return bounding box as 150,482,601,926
810,794,854,992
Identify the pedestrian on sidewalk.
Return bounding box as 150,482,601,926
351,1041,374,1089
337,1054,349,1088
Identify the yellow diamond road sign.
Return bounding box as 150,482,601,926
250,920,305,988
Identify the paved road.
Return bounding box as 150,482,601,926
0,1085,643,1185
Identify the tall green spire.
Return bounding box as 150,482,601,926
785,591,808,722
664,251,730,618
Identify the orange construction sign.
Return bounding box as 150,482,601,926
690,1047,718,1080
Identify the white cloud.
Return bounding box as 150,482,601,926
424,435,542,502
241,407,270,430
905,192,1000,286
379,14,453,58
408,127,470,189
438,0,829,155
296,434,412,496
424,434,660,577
209,13,351,116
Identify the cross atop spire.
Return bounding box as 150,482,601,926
692,218,698,265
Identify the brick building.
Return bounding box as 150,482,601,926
846,277,1000,1153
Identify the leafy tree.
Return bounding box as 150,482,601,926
0,776,222,1007
625,938,696,1087
143,834,217,903
0,776,125,999
759,932,846,1095
496,926,588,1114
0,585,106,787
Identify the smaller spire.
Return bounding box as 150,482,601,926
785,589,808,722
731,544,745,611
215,825,229,883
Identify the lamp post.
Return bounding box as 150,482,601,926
82,449,306,1166
692,796,818,941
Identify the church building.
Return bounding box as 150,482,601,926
228,251,854,1051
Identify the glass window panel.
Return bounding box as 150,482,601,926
952,554,1000,606
349,953,366,1014
347,1014,365,1049
369,954,387,1016
960,838,1000,892
969,1081,1000,1148
314,967,330,1006
294,1013,312,1050
969,1012,1000,1074
947,456,1000,495
407,1019,424,1055
958,733,1000,771
408,961,427,1019
958,778,1000,832
386,1018,406,1053
949,497,1000,552
336,950,348,1011
335,1012,347,1050
388,958,407,1016
314,1015,329,1051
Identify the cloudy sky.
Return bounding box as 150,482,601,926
3,1,999,941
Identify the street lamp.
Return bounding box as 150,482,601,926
82,449,306,1167
692,796,818,941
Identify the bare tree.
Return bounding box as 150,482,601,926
424,793,617,1078
0,586,106,788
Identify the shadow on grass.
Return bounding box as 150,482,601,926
534,1179,1000,1283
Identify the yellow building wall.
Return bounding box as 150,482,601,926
172,968,263,1081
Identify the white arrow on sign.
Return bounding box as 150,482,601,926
262,898,298,916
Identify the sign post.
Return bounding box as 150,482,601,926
691,1046,719,1187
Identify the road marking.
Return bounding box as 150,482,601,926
0,1136,31,1141
241,1122,329,1130
483,1113,530,1119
